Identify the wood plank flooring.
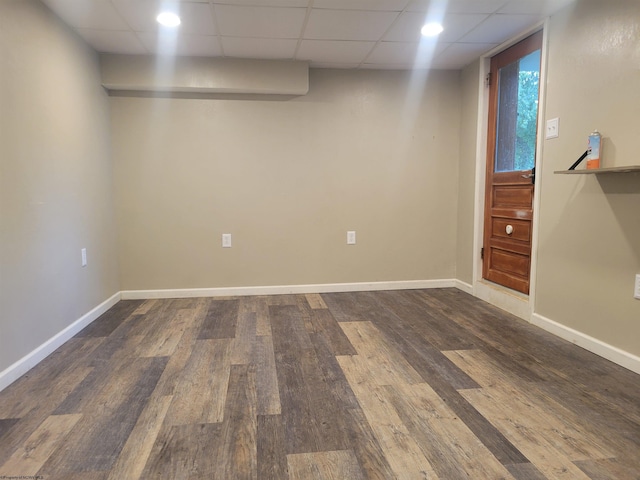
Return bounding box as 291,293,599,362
0,289,639,479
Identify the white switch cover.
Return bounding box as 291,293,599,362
634,274,640,300
546,117,559,139
81,248,87,267
222,234,232,248
347,231,356,245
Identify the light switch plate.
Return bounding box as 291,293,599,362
546,118,559,139
222,233,232,248
347,231,356,245
634,274,640,300
81,248,87,267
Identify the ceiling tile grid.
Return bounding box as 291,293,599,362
41,0,576,69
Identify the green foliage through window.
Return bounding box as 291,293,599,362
514,70,540,171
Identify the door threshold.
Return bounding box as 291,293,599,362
474,280,531,321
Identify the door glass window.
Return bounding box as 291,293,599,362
495,49,541,172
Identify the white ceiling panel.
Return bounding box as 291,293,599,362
499,0,574,15
437,0,508,14
222,37,298,59
42,0,129,30
361,62,416,69
312,0,410,11
215,5,307,38
383,12,427,42
42,0,577,70
366,40,449,66
297,40,375,64
212,0,309,6
460,13,538,43
138,33,222,56
404,0,441,14
435,41,499,67
311,62,362,69
304,9,399,41
113,1,216,34
499,0,548,14
438,14,490,43
384,11,489,43
76,29,148,55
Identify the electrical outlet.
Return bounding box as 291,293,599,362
222,234,232,248
634,274,640,300
347,231,356,245
546,117,559,139
81,248,87,267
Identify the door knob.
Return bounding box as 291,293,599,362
506,225,514,235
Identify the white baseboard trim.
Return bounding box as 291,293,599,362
0,292,122,392
121,279,458,299
454,280,474,295
530,312,640,375
3,282,638,396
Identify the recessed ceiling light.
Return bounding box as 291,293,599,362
157,12,181,27
421,22,443,37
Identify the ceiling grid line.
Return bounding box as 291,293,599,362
293,0,316,61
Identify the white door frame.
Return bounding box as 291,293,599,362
471,20,550,321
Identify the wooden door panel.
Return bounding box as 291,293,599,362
482,30,542,295
488,237,530,256
493,185,533,208
491,217,531,243
490,248,530,277
483,262,529,294
491,208,532,221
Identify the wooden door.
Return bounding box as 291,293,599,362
483,31,542,295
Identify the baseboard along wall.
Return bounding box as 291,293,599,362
1,279,638,392
0,292,122,392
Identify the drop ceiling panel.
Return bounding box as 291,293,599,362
383,12,427,42
499,0,574,15
385,11,489,44
312,62,362,69
76,29,148,55
113,0,217,34
222,37,298,59
406,0,508,14
435,41,499,67
312,0,410,11
366,40,449,67
304,9,400,41
138,33,222,57
42,0,576,70
42,0,129,30
212,0,309,6
215,5,307,38
460,13,539,43
438,14,491,43
297,40,376,64
361,63,416,69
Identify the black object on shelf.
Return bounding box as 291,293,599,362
568,149,590,170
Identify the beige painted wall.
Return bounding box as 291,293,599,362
0,0,119,371
456,60,481,286
535,0,640,355
111,69,461,290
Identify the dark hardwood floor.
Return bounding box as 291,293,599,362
0,289,638,479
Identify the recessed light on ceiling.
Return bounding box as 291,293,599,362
157,12,181,27
421,22,444,37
